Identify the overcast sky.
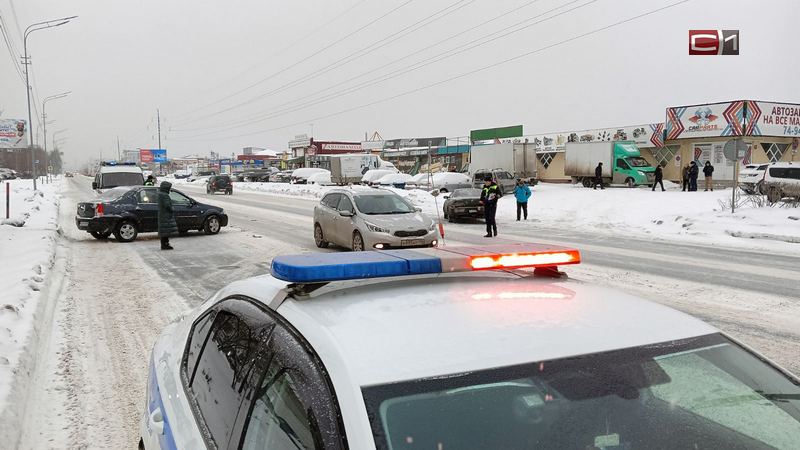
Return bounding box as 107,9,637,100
1,0,797,168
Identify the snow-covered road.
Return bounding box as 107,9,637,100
12,176,800,448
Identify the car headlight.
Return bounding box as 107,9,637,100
365,222,389,233
638,170,646,176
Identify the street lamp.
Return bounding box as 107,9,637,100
23,15,77,189
43,91,70,176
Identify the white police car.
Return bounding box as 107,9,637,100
140,244,800,449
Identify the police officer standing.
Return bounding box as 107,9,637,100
689,161,699,192
480,176,501,237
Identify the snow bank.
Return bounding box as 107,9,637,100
0,178,62,416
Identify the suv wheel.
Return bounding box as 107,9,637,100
204,215,221,235
625,178,635,188
314,224,328,248
352,231,365,251
114,220,138,242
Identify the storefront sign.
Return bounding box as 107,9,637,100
529,123,659,152
470,125,523,143
749,101,800,137
665,102,743,139
383,137,446,149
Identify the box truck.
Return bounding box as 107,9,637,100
468,143,538,193
565,141,655,188
330,154,397,184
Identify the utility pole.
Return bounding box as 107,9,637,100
117,136,121,161
157,109,162,175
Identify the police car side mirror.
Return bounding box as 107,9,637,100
92,182,98,189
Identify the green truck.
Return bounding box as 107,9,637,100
565,141,656,188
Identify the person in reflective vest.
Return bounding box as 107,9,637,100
480,176,501,237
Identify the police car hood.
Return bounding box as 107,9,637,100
275,274,718,387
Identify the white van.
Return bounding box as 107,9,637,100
762,162,800,203
92,162,144,192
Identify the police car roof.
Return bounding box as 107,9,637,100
100,165,143,173
230,272,717,387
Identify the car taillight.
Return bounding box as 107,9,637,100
95,203,104,217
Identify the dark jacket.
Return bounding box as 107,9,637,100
689,164,699,180
703,164,714,177
682,166,690,180
480,182,501,206
654,166,663,181
595,164,603,178
158,181,178,236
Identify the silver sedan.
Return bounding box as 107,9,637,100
313,188,439,251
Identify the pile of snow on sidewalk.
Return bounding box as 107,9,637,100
0,179,61,413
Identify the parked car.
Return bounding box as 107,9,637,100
442,188,484,222
0,168,18,180
173,169,192,179
313,187,438,251
270,170,293,183
75,186,228,242
472,169,516,195
738,163,769,194
375,173,413,189
239,167,277,182
762,162,800,204
418,172,472,193
206,175,233,195
291,168,328,184
64,171,74,177
307,171,334,185
361,169,398,185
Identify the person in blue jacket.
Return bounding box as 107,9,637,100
513,179,531,221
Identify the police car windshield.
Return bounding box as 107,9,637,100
626,157,650,168
354,194,415,215
102,172,144,188
363,333,800,449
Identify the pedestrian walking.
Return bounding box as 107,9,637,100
681,165,690,191
158,181,178,250
480,176,501,237
513,179,531,221
703,161,714,191
688,161,699,192
144,175,155,186
593,162,605,190
652,165,665,191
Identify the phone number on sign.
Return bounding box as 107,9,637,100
783,126,800,136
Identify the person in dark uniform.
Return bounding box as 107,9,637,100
158,181,178,250
652,165,665,191
689,161,699,192
593,162,604,189
703,161,715,191
480,176,501,237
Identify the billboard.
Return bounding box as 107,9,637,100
665,101,746,139
139,149,167,163
383,137,446,149
528,123,662,152
471,125,523,142
747,101,800,137
0,119,28,149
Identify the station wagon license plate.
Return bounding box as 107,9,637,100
401,239,425,246
78,220,89,229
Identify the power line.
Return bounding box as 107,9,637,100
0,12,25,83
170,0,415,122
174,0,594,137
171,0,476,128
172,0,692,142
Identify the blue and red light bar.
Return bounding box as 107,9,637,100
270,244,581,283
